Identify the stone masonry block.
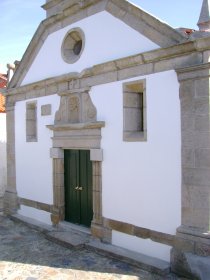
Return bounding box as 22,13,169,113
195,97,210,115
182,185,210,210
182,148,195,168
115,55,144,70
173,237,195,253
194,115,210,132
118,63,153,81
92,175,102,192
195,242,210,257
183,167,210,187
181,114,194,132
46,84,58,94
182,131,194,148
182,184,190,209
106,1,126,19
195,148,210,168
90,149,103,162
106,219,134,235
50,148,64,159
41,104,52,116
58,82,68,92
92,62,117,75
53,159,64,174
155,53,202,73
182,206,210,230
195,78,210,98
124,108,142,131
180,89,195,115
124,92,142,108
150,231,174,246
134,226,150,239
54,186,64,207
92,162,102,176
194,132,210,149
54,173,64,188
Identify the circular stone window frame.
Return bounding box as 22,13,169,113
61,27,85,64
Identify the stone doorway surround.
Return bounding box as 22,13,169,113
47,86,110,241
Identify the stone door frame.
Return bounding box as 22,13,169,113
50,146,103,234
47,86,109,239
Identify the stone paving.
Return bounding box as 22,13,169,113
0,216,187,280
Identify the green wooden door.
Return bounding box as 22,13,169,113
64,150,93,227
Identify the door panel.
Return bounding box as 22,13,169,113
79,150,93,227
64,150,80,224
64,149,93,227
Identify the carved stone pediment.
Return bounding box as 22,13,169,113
55,87,97,125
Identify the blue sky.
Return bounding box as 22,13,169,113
0,0,202,73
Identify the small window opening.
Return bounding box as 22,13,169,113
123,79,147,142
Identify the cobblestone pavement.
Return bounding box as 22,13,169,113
0,216,187,280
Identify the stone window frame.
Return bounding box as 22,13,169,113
61,27,85,64
26,101,37,142
123,79,147,142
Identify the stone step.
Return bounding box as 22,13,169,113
86,240,170,276
45,230,90,249
11,214,171,276
10,214,54,233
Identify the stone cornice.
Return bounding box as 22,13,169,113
47,121,105,131
176,62,210,81
8,0,187,90
6,40,203,99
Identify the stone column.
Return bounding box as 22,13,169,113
4,104,18,214
50,148,64,225
171,63,210,278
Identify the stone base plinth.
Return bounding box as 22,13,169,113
171,228,210,279
171,249,210,280
91,222,112,243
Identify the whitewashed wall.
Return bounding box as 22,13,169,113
21,11,159,86
90,70,181,261
15,95,60,224
15,70,181,258
0,113,7,198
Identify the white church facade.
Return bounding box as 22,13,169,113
4,0,210,278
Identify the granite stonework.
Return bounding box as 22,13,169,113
4,0,210,279
169,63,210,279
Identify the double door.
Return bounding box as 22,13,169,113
64,150,93,227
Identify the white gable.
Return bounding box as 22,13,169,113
21,11,159,86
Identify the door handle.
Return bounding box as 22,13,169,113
75,186,83,191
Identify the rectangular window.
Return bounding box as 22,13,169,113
123,79,147,142
26,101,37,142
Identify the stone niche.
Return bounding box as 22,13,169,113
55,87,97,124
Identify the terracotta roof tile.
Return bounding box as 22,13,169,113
0,93,5,113
0,73,7,113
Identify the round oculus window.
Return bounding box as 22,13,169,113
61,28,85,64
